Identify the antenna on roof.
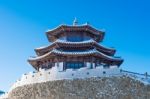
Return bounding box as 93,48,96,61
73,17,78,26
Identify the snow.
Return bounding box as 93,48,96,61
46,24,98,33
35,39,115,51
121,70,150,85
35,39,95,50
29,49,121,61
0,92,8,99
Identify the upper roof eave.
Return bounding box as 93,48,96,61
46,24,105,42
46,24,105,34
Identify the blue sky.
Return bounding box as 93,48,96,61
0,0,150,91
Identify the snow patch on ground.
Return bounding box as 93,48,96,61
122,70,150,85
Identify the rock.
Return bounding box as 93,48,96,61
8,75,150,99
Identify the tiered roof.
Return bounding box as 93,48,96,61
46,24,105,42
28,23,123,70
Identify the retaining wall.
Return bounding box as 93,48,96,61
9,66,120,91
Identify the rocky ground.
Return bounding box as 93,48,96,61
7,75,150,99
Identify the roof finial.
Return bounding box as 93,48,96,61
73,17,78,26
85,21,90,25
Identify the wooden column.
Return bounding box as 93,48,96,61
91,56,93,69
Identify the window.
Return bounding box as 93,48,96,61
67,32,83,42
66,62,84,69
103,71,106,74
103,65,109,68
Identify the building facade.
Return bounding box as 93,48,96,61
28,21,123,71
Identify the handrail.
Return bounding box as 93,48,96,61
121,69,150,78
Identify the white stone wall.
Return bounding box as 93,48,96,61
86,62,91,69
9,66,121,92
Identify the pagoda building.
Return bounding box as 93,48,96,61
28,20,123,71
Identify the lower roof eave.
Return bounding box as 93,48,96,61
28,49,123,62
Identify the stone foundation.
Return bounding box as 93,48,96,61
8,75,150,99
